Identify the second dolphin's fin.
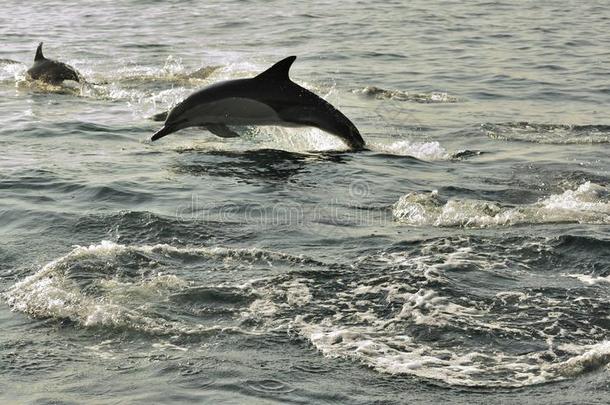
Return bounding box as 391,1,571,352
35,42,45,62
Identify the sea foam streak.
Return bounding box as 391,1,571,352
393,182,609,227
484,122,610,144
369,140,451,160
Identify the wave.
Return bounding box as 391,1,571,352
4,241,323,336
483,122,610,144
393,181,609,227
354,86,458,103
7,235,610,388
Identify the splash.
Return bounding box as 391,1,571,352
369,140,451,160
393,182,610,227
0,59,27,82
354,86,458,103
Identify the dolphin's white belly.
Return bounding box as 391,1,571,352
183,97,300,126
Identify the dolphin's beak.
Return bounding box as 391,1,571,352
151,125,176,141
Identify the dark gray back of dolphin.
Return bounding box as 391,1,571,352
26,42,81,84
152,56,365,151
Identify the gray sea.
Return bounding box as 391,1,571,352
1,1,610,403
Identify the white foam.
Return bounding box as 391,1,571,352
393,182,610,227
0,61,27,82
4,241,189,333
235,237,610,388
4,241,310,335
564,274,610,285
292,278,610,387
549,341,610,377
370,140,450,160
541,181,609,212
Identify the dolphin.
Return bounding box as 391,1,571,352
151,56,365,150
26,42,81,84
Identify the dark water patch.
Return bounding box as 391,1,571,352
299,13,323,18
170,148,345,184
368,151,436,165
84,183,154,204
480,163,609,198
0,175,153,208
121,43,171,50
540,234,610,275
436,183,543,206
362,51,407,59
535,64,567,71
0,338,85,376
157,360,217,389
73,211,217,246
243,378,295,394
471,90,506,99
9,120,147,141
169,286,254,321
451,149,483,159
0,168,78,192
0,58,22,65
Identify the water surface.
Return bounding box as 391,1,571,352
1,1,609,403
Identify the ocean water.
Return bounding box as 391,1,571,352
1,0,609,403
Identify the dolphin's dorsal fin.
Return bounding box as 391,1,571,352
35,42,45,62
255,56,296,82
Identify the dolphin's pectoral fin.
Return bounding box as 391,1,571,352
206,124,241,138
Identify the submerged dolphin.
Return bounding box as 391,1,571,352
26,42,81,84
151,56,365,150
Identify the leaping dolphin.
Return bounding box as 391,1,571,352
26,42,81,84
151,56,365,150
